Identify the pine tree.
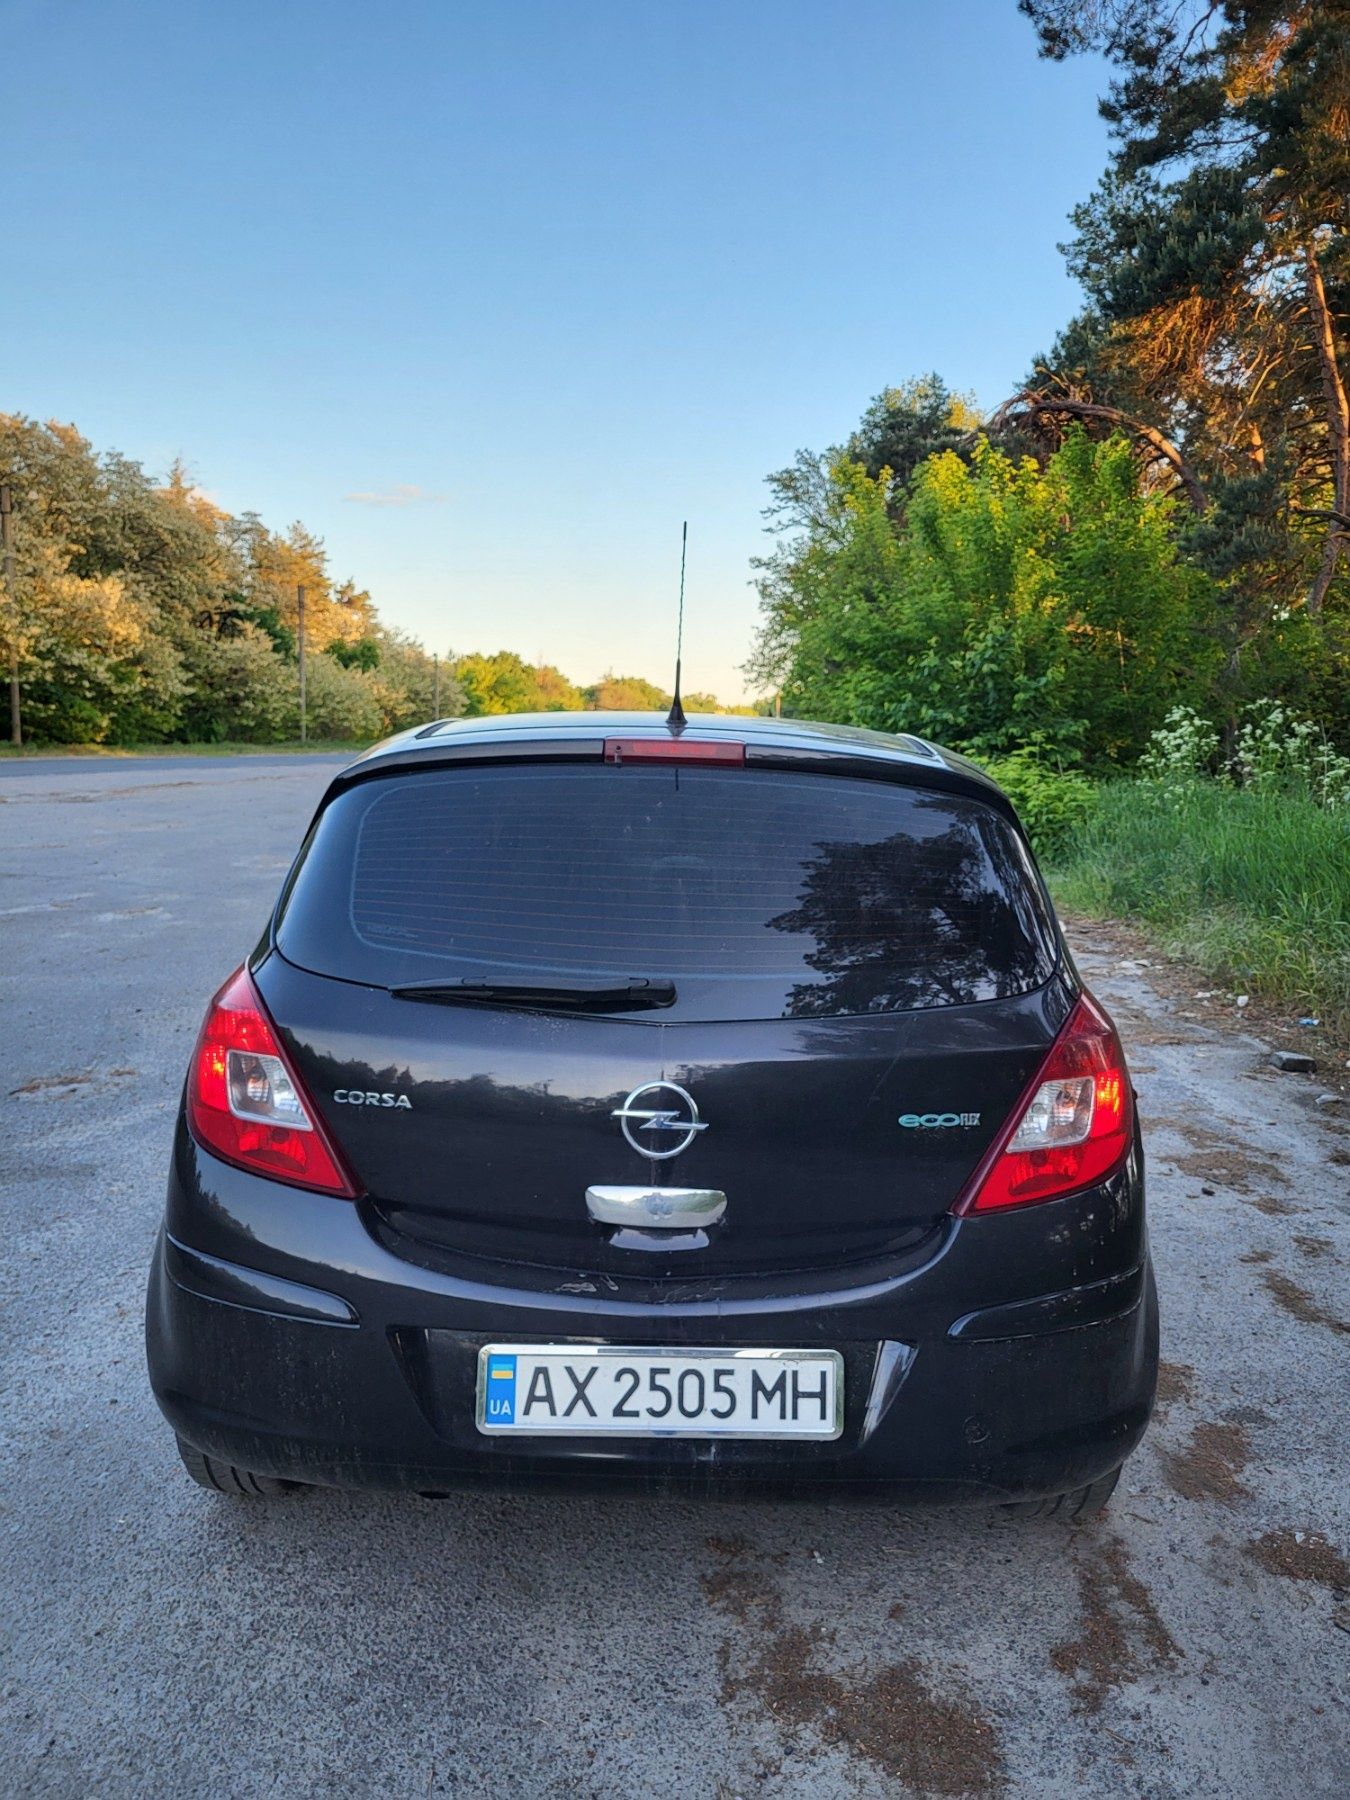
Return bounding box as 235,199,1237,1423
1010,1,1349,722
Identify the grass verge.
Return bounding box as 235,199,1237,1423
1045,779,1350,1036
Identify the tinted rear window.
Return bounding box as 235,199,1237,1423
276,764,1057,1020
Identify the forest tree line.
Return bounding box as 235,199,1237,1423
0,417,734,747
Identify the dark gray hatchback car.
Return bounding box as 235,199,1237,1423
146,712,1157,1512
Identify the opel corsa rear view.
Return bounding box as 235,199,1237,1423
146,714,1157,1514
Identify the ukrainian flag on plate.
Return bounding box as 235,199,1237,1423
484,1353,517,1424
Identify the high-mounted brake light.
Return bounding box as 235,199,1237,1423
954,992,1132,1214
604,738,745,765
185,966,358,1196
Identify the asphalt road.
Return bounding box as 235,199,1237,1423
2,753,1347,1799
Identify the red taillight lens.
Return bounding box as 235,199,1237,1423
604,738,745,765
185,966,358,1196
955,992,1132,1214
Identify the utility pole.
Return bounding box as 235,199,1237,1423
0,484,18,746
296,583,307,745
433,652,441,717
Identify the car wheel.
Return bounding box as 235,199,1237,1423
996,1464,1122,1521
176,1436,306,1497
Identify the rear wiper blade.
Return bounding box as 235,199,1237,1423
387,975,677,1012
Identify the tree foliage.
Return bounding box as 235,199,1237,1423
0,414,465,744
447,656,752,718
752,427,1217,765
1006,0,1349,730
453,650,578,716
759,375,980,552
582,672,672,711
449,659,741,716
0,417,728,744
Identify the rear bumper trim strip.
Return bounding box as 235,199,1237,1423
165,1233,359,1327
947,1264,1144,1342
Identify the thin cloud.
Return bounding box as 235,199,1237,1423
343,483,449,507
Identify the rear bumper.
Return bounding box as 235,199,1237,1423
146,1127,1158,1504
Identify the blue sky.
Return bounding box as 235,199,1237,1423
4,1,1109,702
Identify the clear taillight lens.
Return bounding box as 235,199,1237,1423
227,1051,311,1126
1007,1074,1096,1151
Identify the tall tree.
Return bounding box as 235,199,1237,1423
1008,1,1348,735
759,375,980,549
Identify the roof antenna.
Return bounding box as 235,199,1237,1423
666,520,688,731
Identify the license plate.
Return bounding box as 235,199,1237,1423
476,1344,844,1439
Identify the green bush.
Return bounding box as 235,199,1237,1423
368,627,464,733
299,652,383,741
106,632,192,743
977,751,1096,857
755,429,1220,767
176,625,294,742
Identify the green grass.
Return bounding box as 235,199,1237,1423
0,739,369,758
1046,779,1350,1033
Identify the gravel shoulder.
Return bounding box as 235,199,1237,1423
1,756,1346,1799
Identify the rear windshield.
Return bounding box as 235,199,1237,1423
275,763,1057,1021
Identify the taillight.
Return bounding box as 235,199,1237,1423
185,966,358,1196
954,992,1132,1214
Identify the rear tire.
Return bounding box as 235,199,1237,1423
176,1436,305,1497
996,1464,1122,1522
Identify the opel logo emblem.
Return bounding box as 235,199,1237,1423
612,1081,708,1160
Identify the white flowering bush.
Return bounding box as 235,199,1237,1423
1138,705,1220,789
1138,700,1349,809
1233,701,1350,809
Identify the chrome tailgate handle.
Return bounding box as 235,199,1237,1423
586,1186,726,1228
